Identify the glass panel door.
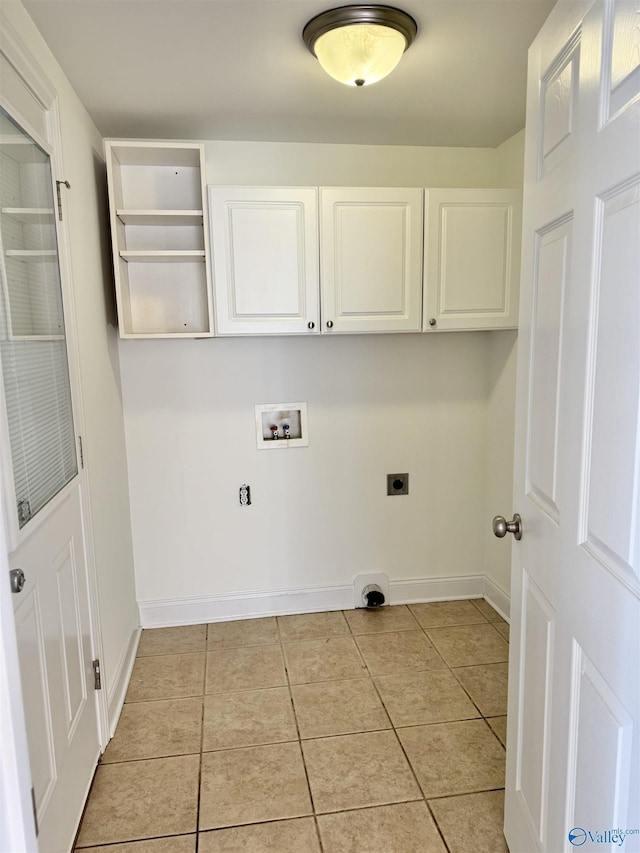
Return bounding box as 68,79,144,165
0,107,77,528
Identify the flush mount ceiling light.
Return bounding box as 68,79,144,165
303,4,417,87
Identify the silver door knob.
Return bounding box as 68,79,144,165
307,321,315,330
493,514,522,540
429,318,436,326
326,320,334,329
9,568,26,594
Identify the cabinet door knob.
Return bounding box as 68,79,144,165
326,320,334,329
307,321,315,330
429,318,437,327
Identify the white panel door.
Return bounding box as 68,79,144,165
320,187,423,333
11,489,98,853
424,188,522,331
209,186,319,335
505,1,640,851
0,95,100,852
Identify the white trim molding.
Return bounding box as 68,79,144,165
137,573,508,628
106,623,140,738
138,583,354,628
389,574,485,604
484,575,511,621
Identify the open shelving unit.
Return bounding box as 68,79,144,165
105,140,213,338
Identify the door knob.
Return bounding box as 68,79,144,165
9,568,26,594
326,320,334,329
493,513,522,540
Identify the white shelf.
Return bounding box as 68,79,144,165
0,137,48,164
116,209,203,226
1,207,55,224
6,250,57,261
119,250,205,263
10,335,64,342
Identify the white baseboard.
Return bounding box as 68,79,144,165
138,574,492,628
389,574,485,604
483,576,511,622
106,623,141,738
138,584,354,628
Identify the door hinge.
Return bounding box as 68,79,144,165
30,786,38,837
92,659,102,691
55,179,70,221
17,499,31,525
78,435,84,469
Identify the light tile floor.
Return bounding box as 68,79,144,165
74,599,509,852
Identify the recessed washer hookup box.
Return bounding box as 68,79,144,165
255,402,309,450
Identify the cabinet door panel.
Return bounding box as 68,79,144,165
210,187,319,335
320,187,423,333
424,188,522,331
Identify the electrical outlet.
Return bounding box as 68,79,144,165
387,473,409,496
239,484,251,506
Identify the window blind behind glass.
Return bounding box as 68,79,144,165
1,339,77,525
0,108,78,528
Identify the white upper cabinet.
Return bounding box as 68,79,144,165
105,141,213,338
320,187,424,334
209,186,319,335
423,188,522,331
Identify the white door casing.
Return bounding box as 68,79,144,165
0,484,37,853
506,1,640,852
0,14,105,853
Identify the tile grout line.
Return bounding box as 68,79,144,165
280,633,325,853
424,798,454,853
363,654,454,849
447,666,496,721
366,620,506,853
194,626,209,851
75,831,196,850
371,672,453,853
448,662,509,723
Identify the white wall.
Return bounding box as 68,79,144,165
119,138,522,621
484,330,518,595
122,333,490,609
205,140,503,188
482,130,525,597
495,128,526,188
2,2,138,711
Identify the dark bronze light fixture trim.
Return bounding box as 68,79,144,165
302,5,418,56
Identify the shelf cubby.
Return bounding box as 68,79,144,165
105,140,213,338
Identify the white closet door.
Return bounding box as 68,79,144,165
505,0,640,849
320,187,423,334
0,103,99,853
209,186,319,335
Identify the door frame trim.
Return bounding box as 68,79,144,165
0,490,37,851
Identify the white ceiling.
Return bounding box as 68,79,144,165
23,0,555,148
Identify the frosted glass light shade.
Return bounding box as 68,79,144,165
314,23,407,86
303,6,417,88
